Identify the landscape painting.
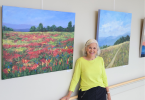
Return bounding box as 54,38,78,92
140,19,145,57
96,9,132,68
2,5,75,79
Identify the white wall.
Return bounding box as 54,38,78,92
112,85,145,100
0,0,145,100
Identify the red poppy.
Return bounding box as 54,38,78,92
12,65,18,73
67,58,69,64
22,66,26,71
53,34,59,37
41,41,47,44
22,59,29,63
19,68,22,73
31,64,38,70
27,67,31,72
45,38,50,42
51,45,55,48
49,66,52,71
13,54,21,59
42,66,49,70
67,49,73,54
56,61,57,65
40,59,46,63
53,51,58,57
3,44,12,49
3,68,8,74
30,54,39,59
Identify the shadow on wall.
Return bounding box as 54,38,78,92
0,6,2,80
95,11,98,39
139,19,144,57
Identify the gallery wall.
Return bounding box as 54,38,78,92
0,0,145,100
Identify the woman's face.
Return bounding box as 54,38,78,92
86,43,98,57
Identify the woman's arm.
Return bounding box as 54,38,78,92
101,58,111,100
106,87,111,100
61,59,81,100
106,87,110,93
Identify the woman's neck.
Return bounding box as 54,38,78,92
85,56,96,60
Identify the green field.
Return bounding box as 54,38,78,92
100,41,130,68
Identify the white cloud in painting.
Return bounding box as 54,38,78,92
98,10,132,38
99,20,131,37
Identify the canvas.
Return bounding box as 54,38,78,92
140,19,145,57
96,9,132,68
2,5,75,79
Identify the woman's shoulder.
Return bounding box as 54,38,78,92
74,57,84,66
96,56,104,61
76,57,84,62
75,57,87,64
97,56,102,58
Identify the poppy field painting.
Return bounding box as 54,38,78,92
96,9,132,69
2,5,75,79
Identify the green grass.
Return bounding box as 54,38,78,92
100,41,130,68
113,41,129,67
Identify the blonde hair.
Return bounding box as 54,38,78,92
82,39,101,57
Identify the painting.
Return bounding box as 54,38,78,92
2,5,75,79
140,19,145,57
96,9,132,68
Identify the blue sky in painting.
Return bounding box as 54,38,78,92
2,5,75,28
98,9,132,37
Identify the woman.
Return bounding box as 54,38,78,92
61,39,111,100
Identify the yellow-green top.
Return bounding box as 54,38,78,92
69,56,108,92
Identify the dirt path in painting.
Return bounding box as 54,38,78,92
106,45,122,68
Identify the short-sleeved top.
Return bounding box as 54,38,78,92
69,56,108,92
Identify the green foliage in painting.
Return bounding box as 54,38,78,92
2,26,14,31
100,45,110,49
30,26,36,32
30,21,75,32
114,35,130,45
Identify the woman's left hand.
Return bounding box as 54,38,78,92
107,93,111,100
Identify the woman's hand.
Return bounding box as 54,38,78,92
106,87,111,100
61,95,70,100
61,91,72,100
107,93,111,100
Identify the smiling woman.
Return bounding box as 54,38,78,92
61,39,111,100
85,43,98,60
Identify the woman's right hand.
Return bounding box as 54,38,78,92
61,95,70,100
61,91,72,100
